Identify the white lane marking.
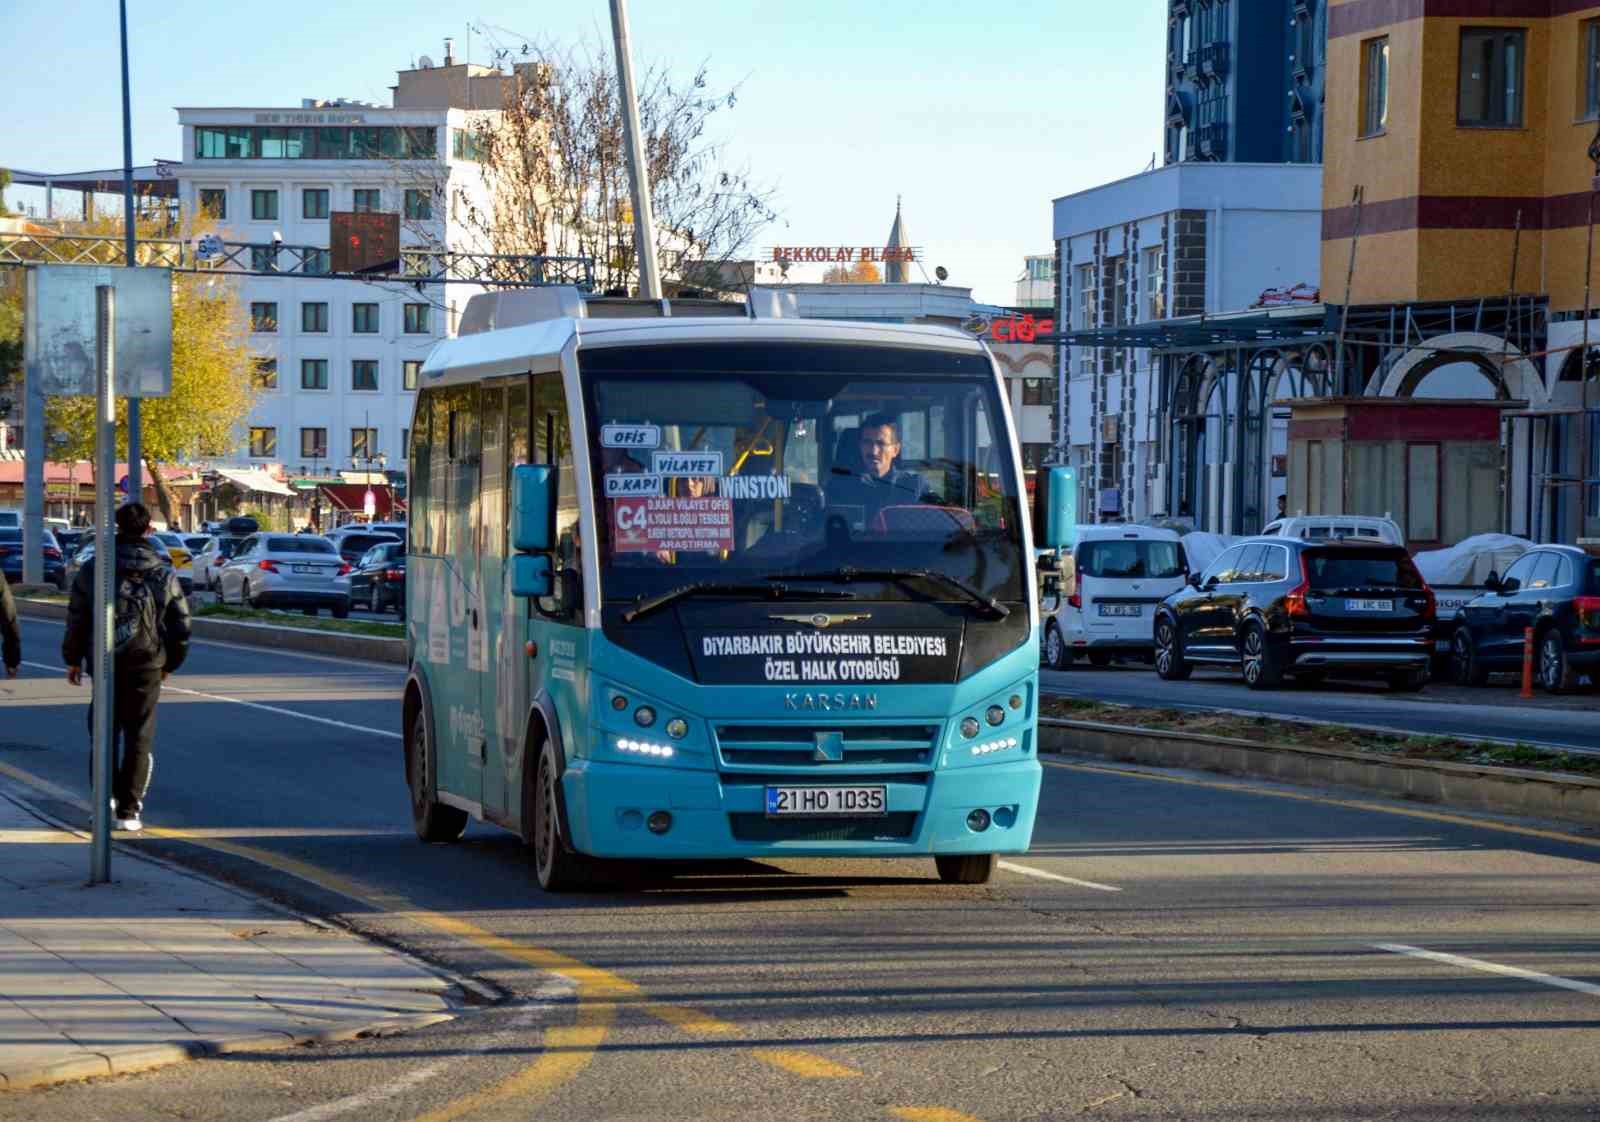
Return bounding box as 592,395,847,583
997,860,1121,892
264,976,576,1122
19,661,401,741
1374,943,1600,997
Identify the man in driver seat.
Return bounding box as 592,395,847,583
826,412,933,525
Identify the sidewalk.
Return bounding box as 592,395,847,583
0,791,461,1092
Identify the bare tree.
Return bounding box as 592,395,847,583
452,41,779,294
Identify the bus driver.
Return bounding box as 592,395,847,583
825,412,933,525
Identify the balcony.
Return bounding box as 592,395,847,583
1196,123,1229,159
1199,41,1230,83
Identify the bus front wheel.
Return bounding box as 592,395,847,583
935,853,996,885
530,744,591,892
409,710,468,843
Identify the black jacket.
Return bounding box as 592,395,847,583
0,570,19,671
62,538,191,674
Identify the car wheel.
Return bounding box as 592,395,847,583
1387,669,1428,692
1086,650,1114,668
1451,628,1489,687
529,744,591,892
333,599,350,620
1043,622,1070,671
935,854,996,884
1242,621,1284,690
1154,617,1192,681
1538,630,1577,694
408,709,468,843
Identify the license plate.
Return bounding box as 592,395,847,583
765,786,886,817
1345,599,1393,612
1098,604,1141,617
293,564,319,574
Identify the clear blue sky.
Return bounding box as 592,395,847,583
4,0,1166,304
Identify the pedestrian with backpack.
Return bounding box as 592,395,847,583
1,569,21,678
61,502,192,832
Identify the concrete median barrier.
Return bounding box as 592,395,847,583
16,598,407,666
1040,718,1600,829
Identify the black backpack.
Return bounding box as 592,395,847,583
112,566,166,660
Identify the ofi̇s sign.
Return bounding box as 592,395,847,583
965,313,1056,344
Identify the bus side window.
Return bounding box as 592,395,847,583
532,372,582,619
504,379,530,559
410,392,431,554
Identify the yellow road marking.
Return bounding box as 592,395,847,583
645,1001,739,1035
753,1049,863,1078
1044,758,1600,848
889,1107,987,1122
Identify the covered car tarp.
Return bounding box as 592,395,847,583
1180,532,1237,573
1412,533,1534,587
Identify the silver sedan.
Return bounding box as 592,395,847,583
216,533,352,617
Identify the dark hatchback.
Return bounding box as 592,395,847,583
0,528,66,589
1449,545,1600,693
1154,538,1435,691
349,541,406,616
334,531,401,567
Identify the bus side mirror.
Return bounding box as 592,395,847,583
511,553,552,599
1034,466,1077,550
512,464,556,552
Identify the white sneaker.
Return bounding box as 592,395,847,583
114,815,142,832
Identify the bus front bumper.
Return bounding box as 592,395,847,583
560,758,1042,860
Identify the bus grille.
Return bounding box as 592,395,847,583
728,812,918,842
714,724,938,772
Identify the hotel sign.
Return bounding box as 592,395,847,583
253,111,368,125
767,246,919,264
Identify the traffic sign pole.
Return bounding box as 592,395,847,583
90,284,117,885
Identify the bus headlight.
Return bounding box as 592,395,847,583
665,718,688,740
960,717,980,739
634,706,656,728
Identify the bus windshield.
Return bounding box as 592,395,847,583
580,343,1026,607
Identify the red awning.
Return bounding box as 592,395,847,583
318,482,399,518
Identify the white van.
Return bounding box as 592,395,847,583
1042,525,1189,670
1259,515,1404,546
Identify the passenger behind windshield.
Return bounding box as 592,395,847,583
823,412,935,528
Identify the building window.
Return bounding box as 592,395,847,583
301,358,328,390
1021,443,1051,471
402,428,410,454
403,188,432,220
1075,264,1096,330
1458,28,1525,127
251,357,278,390
198,188,226,218
248,427,276,458
351,427,378,460
195,124,435,160
1585,19,1600,121
451,129,486,162
352,359,379,391
250,246,276,272
301,427,327,459
1360,37,1390,136
403,359,422,390
403,303,430,334
302,188,329,219
352,188,381,213
249,302,277,332
303,248,330,275
301,301,328,333
1021,378,1050,406
1142,247,1165,321
352,303,379,333
250,189,278,220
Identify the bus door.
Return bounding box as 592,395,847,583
481,378,528,823
433,384,484,805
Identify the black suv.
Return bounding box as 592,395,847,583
1154,538,1435,691
1449,545,1600,693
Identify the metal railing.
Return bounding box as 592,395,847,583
0,231,594,289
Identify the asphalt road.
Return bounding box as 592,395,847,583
1043,659,1600,754
4,616,1600,1121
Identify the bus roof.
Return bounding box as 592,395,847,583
418,316,990,390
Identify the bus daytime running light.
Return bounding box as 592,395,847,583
971,737,1019,756
616,738,674,758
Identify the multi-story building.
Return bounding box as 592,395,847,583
1165,0,1326,165
1318,0,1600,540
1015,254,1054,309
173,59,506,476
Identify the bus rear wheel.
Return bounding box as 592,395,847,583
531,745,591,892
408,710,468,843
935,854,996,885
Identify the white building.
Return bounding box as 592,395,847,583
1014,254,1054,309
1052,162,1323,526
174,62,505,476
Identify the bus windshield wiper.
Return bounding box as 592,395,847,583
765,566,1010,619
623,582,857,624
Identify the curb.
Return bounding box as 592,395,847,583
1039,717,1600,828
16,598,406,666
1,1012,458,1092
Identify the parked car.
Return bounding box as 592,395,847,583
150,532,195,594
349,541,406,616
65,536,175,594
331,530,401,566
191,536,243,591
1041,525,1188,670
55,529,85,557
1449,545,1600,694
1154,537,1435,691
0,510,19,529
216,534,351,616
0,528,66,589
1258,515,1404,547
